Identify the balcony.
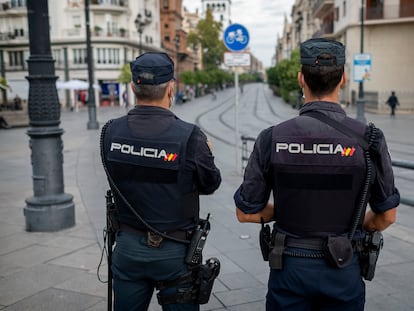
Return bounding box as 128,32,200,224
0,1,27,17
366,3,414,20
63,27,130,39
313,0,334,18
90,0,129,13
0,32,28,42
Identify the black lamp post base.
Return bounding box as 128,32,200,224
24,193,75,232
87,120,99,130
356,98,366,124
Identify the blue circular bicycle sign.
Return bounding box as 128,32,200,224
223,23,249,52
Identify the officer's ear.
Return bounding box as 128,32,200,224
130,81,137,92
168,80,175,98
340,72,347,89
297,71,305,88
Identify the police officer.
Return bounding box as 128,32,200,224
234,38,399,310
101,52,221,311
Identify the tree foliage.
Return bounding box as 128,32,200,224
267,48,301,102
188,9,226,70
118,64,132,84
0,76,10,105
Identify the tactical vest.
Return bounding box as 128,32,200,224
270,114,367,236
104,116,199,231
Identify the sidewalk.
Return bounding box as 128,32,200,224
1,86,414,310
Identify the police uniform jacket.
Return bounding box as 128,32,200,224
102,105,221,232
234,101,400,237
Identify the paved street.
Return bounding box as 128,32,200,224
1,83,414,310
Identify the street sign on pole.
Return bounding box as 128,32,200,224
223,23,249,52
223,23,250,173
353,53,371,82
224,52,251,67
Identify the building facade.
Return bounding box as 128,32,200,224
160,0,195,94
201,0,231,28
0,0,163,107
275,0,414,112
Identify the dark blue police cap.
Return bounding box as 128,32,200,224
130,52,174,85
300,38,345,66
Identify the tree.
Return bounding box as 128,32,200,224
180,71,195,86
267,48,301,103
118,64,131,84
0,77,11,105
189,9,226,70
118,64,132,105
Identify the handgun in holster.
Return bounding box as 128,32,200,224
360,230,383,281
259,218,272,261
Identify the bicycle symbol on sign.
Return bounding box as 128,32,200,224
225,29,248,45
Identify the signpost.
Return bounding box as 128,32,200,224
223,23,250,173
353,53,371,82
224,52,251,67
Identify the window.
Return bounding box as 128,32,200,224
96,48,120,65
163,0,169,9
10,0,26,8
73,48,87,64
366,0,384,20
343,0,346,16
52,49,62,67
73,16,81,28
8,50,24,67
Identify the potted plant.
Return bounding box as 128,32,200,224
94,25,102,36
119,28,126,37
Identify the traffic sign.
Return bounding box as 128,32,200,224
223,23,249,52
224,52,251,67
353,53,372,82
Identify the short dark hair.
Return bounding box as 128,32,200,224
132,80,169,101
301,53,344,97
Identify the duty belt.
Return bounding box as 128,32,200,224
285,236,326,251
120,224,190,241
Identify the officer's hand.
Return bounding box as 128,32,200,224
236,203,274,223
207,138,213,152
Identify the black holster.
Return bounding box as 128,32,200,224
156,257,220,305
259,220,272,261
359,231,383,281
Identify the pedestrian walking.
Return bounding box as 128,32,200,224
386,91,399,117
100,52,222,311
234,38,399,311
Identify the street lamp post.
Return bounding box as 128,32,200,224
135,10,152,55
174,35,180,96
85,0,99,129
24,0,75,231
356,0,366,123
193,44,199,98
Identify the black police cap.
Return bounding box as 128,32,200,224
130,52,175,85
300,38,345,66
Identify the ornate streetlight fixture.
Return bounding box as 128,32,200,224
85,0,99,129
134,10,152,55
25,0,75,231
193,43,199,97
356,0,366,123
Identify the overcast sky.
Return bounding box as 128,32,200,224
182,0,296,68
